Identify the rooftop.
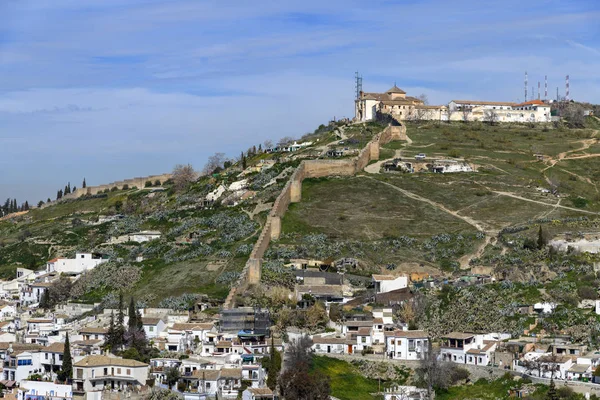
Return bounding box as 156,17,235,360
73,355,148,368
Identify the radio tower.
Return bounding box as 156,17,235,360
544,76,548,100
565,75,570,101
354,71,363,100
538,81,540,100
524,71,528,101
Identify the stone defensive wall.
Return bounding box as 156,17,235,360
223,123,406,309
42,173,172,208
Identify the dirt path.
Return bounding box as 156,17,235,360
491,190,599,215
363,176,489,232
365,178,492,270
364,149,402,174
364,133,412,174
542,135,598,172
316,126,348,156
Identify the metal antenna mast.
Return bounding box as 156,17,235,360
355,71,363,100
544,75,548,100
565,75,570,101
538,81,540,100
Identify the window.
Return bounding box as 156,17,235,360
126,369,131,375
45,353,49,360
479,357,482,364
361,337,366,343
149,326,154,332
92,382,96,388
469,356,472,362
77,369,83,379
206,383,211,389
117,368,121,374
81,255,84,258
17,359,32,366
59,355,63,361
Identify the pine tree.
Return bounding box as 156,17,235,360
58,333,72,383
72,186,76,192
67,182,71,193
23,201,29,211
47,198,51,203
82,178,87,188
37,200,44,208
258,144,262,152
242,155,247,170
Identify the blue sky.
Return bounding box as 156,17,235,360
1,0,599,203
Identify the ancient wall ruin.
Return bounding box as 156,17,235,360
223,123,407,309
42,173,172,208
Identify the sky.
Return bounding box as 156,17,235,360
1,0,599,203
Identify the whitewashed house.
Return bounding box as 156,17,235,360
141,317,166,339
312,336,352,355
385,330,429,360
72,355,149,392
372,275,408,294
46,253,107,275
440,332,507,366
17,380,72,400
242,388,274,400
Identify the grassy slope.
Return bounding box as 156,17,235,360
311,356,381,400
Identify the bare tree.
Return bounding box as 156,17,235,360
461,107,471,122
446,107,455,123
278,136,295,147
417,94,429,105
202,152,226,175
263,139,274,149
563,103,585,127
172,164,198,192
484,109,499,125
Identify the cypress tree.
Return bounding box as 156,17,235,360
128,297,137,332
538,225,545,250
114,292,125,351
106,311,116,351
546,377,559,400
47,198,51,203
82,178,86,188
59,333,72,383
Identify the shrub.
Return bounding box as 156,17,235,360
145,180,153,187
122,184,129,190
110,186,118,192
572,197,588,208
154,179,161,186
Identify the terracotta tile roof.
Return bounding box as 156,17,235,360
372,318,384,324
357,327,372,336
216,341,232,348
219,368,242,379
73,355,148,368
30,282,53,288
451,100,516,106
170,323,213,331
191,369,220,380
312,336,352,345
248,388,274,396
79,327,107,334
141,317,162,325
344,321,373,327
385,330,428,339
386,85,406,94
44,343,64,353
443,332,475,340
27,319,53,324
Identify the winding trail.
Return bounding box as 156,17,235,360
490,190,600,215
362,176,488,232
363,133,412,174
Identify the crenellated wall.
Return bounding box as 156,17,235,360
223,123,406,309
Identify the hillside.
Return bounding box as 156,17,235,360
2,118,600,317
0,121,348,306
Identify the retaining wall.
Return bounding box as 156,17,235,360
223,123,406,309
